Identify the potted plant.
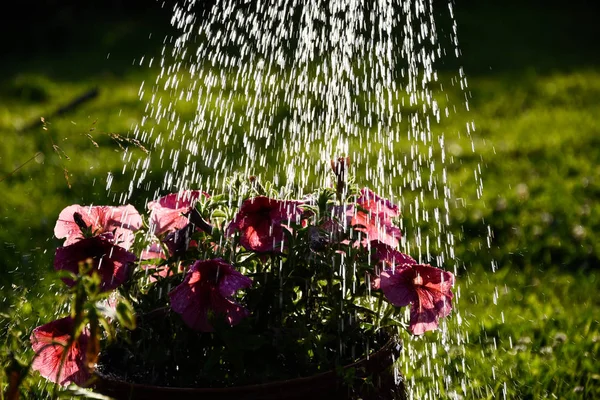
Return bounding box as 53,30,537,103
27,160,455,399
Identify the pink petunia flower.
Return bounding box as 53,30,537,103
30,317,91,386
169,259,252,332
226,196,303,253
379,264,454,335
54,236,137,291
369,240,415,267
350,188,402,248
54,205,142,250
147,190,209,236
357,188,399,219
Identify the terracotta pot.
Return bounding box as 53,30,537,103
92,337,405,400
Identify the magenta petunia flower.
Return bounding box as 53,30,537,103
169,259,252,332
30,317,90,386
226,196,303,252
350,188,402,248
369,240,415,267
379,264,454,335
54,236,137,291
147,190,209,236
54,205,142,250
357,188,399,219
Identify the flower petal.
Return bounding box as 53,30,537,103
210,290,250,326
54,237,136,291
413,264,455,318
98,205,143,249
54,204,142,250
352,218,401,248
408,300,440,336
148,190,208,235
169,275,212,332
227,197,303,252
218,268,253,298
379,266,418,307
358,188,400,219
169,259,251,332
54,205,92,245
370,240,416,266
30,317,90,386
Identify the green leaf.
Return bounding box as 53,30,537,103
115,299,136,330
55,269,78,282
210,209,229,219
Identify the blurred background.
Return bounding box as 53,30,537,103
1,0,599,397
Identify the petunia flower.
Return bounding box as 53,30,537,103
350,188,402,248
379,263,454,335
54,205,142,250
54,236,137,291
30,317,91,386
147,190,209,236
226,196,303,253
357,188,399,219
369,240,415,267
169,259,252,332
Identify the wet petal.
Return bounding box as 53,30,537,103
351,209,401,248
54,204,142,250
169,278,212,332
413,264,455,318
148,190,208,235
210,290,250,326
358,188,400,219
169,259,251,332
218,268,253,298
98,205,143,249
408,302,440,335
227,197,303,252
54,237,136,291
380,266,417,307
54,205,93,245
370,240,416,266
30,317,90,386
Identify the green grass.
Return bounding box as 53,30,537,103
2,1,600,398
404,265,600,399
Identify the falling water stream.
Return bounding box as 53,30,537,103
109,0,487,397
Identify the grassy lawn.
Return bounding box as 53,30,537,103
1,1,599,398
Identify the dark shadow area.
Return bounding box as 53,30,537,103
0,0,180,83
449,0,600,76
1,0,599,83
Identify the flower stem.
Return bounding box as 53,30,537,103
375,291,384,329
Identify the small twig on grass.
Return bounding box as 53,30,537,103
10,87,150,189
0,152,43,183
39,117,72,188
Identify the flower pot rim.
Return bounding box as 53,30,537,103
93,335,401,395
